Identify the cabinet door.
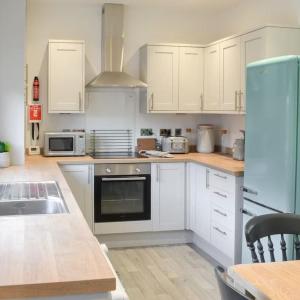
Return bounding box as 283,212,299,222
188,163,210,242
240,30,266,111
204,44,220,111
61,164,93,230
220,37,241,111
48,41,85,113
178,47,203,111
147,46,179,111
152,163,185,231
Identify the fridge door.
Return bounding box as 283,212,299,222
244,56,299,212
242,200,293,264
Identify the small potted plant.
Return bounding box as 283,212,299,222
0,141,10,168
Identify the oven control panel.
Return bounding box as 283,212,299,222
95,163,151,176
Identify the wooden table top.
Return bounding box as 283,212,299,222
229,261,300,300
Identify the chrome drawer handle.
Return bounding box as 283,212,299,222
214,209,227,217
214,173,227,180
213,226,227,236
214,191,227,198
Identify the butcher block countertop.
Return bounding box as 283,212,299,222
53,152,244,176
0,152,243,299
0,157,116,299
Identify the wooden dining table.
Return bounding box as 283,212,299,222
228,260,300,300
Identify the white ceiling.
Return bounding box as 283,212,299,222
35,0,243,14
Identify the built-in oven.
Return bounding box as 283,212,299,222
94,163,151,222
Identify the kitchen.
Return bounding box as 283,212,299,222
1,0,300,299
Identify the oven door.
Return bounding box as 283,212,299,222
46,136,75,156
94,175,151,222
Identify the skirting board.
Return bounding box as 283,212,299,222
96,230,193,248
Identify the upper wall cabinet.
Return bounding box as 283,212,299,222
48,40,85,113
140,44,203,113
220,37,241,111
204,44,220,111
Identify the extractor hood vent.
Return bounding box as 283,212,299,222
86,3,147,89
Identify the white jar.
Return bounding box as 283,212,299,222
0,152,10,168
197,125,215,153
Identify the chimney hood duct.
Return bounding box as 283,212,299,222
86,3,147,89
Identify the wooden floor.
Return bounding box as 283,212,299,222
109,244,220,300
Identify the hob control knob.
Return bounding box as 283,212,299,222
136,168,141,173
105,168,112,173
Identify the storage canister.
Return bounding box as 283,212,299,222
197,124,215,153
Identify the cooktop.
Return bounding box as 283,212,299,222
90,152,144,159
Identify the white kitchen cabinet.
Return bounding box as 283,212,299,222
187,163,210,242
140,44,204,113
178,47,204,111
60,164,93,230
240,29,266,111
188,163,244,266
220,37,241,111
203,44,220,111
48,40,85,113
152,163,185,231
141,45,179,111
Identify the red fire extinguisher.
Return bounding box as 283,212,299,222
33,76,39,101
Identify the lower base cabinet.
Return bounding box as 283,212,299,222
187,162,243,266
152,163,185,231
60,164,93,230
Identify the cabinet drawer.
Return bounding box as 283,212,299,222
211,222,234,258
211,203,234,229
209,188,235,212
208,169,235,192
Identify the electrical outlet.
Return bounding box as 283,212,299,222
140,128,153,136
175,128,182,136
160,129,172,137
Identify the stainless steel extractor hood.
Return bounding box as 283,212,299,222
86,3,147,89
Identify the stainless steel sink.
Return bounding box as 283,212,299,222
0,181,69,216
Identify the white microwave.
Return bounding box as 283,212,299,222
44,132,86,156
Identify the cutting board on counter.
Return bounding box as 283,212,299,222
137,138,156,151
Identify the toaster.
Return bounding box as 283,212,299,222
161,136,189,154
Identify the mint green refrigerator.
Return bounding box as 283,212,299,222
242,56,300,263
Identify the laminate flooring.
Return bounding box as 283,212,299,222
109,244,220,300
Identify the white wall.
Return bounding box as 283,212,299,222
0,0,26,165
26,0,219,149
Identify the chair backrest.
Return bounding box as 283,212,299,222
245,213,300,263
215,266,251,300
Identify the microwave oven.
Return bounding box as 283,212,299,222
44,132,86,156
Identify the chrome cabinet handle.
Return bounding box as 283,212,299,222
200,93,204,111
88,165,91,184
213,226,227,236
239,91,243,111
206,169,210,189
235,90,238,111
149,93,154,111
79,92,82,111
156,164,160,182
214,173,227,180
57,48,77,51
214,191,227,198
213,209,227,217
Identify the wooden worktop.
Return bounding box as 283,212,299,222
53,152,244,176
0,152,243,298
229,261,300,300
0,157,116,299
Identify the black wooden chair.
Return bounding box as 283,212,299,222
245,213,300,263
215,266,252,300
